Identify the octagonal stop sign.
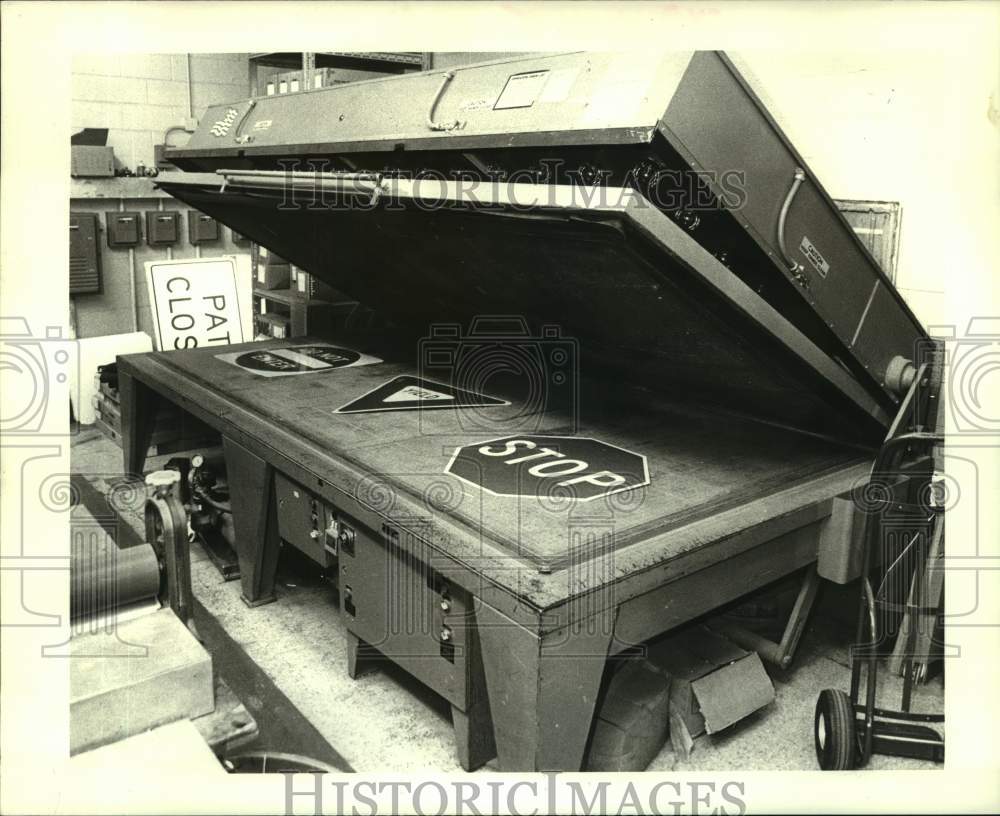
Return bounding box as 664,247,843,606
446,435,650,502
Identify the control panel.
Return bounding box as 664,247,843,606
337,516,472,710
69,213,102,294
273,473,337,567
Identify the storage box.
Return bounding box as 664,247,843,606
311,67,344,89
255,311,290,339
257,262,290,290
648,625,774,757
292,267,340,302
71,145,115,178
256,245,287,265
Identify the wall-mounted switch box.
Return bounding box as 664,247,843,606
188,212,220,244
105,212,142,247
145,211,181,246
70,213,102,294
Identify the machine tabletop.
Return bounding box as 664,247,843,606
120,335,868,613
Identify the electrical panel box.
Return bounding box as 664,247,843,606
145,211,181,246
105,211,142,247
273,473,336,567
69,213,102,294
188,212,220,244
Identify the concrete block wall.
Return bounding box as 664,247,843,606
70,180,251,340
72,53,248,171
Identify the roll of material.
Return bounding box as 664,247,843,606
71,539,162,622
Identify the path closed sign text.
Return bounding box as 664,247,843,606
145,257,249,351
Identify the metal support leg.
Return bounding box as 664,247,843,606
119,371,156,479
222,436,280,607
345,632,380,679
451,616,496,771
476,601,614,772
713,564,821,668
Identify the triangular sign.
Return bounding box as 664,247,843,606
335,376,510,414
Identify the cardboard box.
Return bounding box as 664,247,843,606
292,267,340,302
256,262,290,290
648,625,774,758
71,145,115,178
311,67,345,89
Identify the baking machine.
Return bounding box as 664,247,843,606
117,52,936,771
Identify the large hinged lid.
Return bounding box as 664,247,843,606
156,171,889,441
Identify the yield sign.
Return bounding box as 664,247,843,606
335,375,509,414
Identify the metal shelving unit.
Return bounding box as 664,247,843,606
249,52,428,96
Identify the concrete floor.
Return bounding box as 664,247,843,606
72,431,943,772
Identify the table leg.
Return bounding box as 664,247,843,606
119,371,156,479
222,436,280,607
452,619,497,771
345,632,381,679
452,698,495,771
477,601,614,771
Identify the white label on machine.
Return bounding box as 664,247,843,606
145,257,250,351
800,235,830,278
216,344,382,377
494,70,550,110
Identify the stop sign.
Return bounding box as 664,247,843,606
446,435,649,502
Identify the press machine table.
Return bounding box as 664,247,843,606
118,336,867,772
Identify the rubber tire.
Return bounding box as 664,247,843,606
815,689,857,770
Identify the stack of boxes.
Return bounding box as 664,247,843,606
290,265,339,302
251,243,354,340
265,68,347,96
253,245,292,338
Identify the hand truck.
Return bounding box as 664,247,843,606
814,358,946,770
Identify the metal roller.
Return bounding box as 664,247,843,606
70,538,162,622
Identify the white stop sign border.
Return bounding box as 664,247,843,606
444,436,651,502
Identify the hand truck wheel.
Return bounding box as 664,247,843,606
815,688,857,770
